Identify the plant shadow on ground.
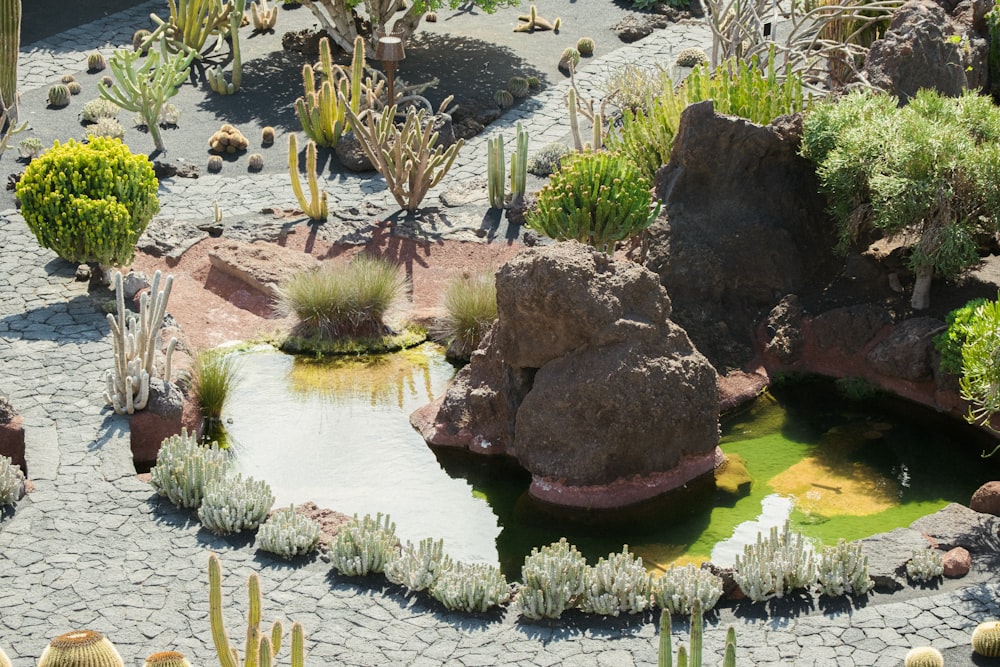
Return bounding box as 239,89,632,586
731,592,816,624
516,610,654,642
0,295,108,344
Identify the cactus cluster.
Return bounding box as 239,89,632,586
425,10,438,21
38,630,123,667
576,36,595,56
16,137,159,267
518,538,588,620
207,154,224,173
385,537,447,591
0,454,25,506
973,621,1000,657
87,117,126,139
904,646,944,667
16,136,42,160
198,473,275,536
527,150,659,254
80,98,120,123
250,0,278,30
209,123,249,153
675,47,708,68
906,549,944,583
247,152,264,171
149,429,231,509
485,122,529,209
294,36,362,148
514,4,560,31
580,546,652,616
255,505,322,559
652,564,723,616
87,52,107,72
47,84,70,107
429,560,511,613
733,522,816,602
329,513,400,576
659,600,737,667
816,539,873,597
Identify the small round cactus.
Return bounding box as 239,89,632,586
248,153,264,171
424,10,438,22
133,29,151,54
61,74,76,84
493,89,514,110
209,124,249,153
576,37,595,56
904,647,943,667
207,155,224,173
38,630,124,667
101,75,114,87
67,81,83,96
143,651,192,667
675,46,709,68
558,47,580,72
261,126,276,147
47,84,71,107
507,76,530,98
526,75,541,90
87,52,107,72
973,621,1000,657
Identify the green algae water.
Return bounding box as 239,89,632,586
225,347,999,578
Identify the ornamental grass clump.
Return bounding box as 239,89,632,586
733,522,816,602
436,269,497,359
197,473,275,535
256,504,322,559
527,151,659,254
15,136,159,267
329,512,400,576
580,546,652,616
651,563,723,615
429,559,511,613
149,429,231,509
518,538,588,620
192,348,242,436
816,538,873,597
275,255,406,340
385,537,447,592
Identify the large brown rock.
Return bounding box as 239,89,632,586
865,316,943,381
647,102,838,370
208,240,320,299
970,481,1000,515
414,242,720,509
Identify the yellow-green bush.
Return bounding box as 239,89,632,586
15,137,159,266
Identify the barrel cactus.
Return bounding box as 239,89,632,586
87,52,107,72
143,651,192,667
494,89,515,109
16,136,159,267
132,29,151,54
576,36,595,56
261,125,276,146
38,630,124,667
247,152,264,171
675,46,709,68
559,47,580,72
61,74,76,84
507,76,530,98
526,150,660,254
47,84,70,107
973,621,1000,657
904,646,944,667
67,81,82,95
207,154,223,173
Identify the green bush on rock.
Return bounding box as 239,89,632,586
15,137,159,267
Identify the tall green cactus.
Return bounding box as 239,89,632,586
657,599,737,667
288,133,328,221
487,133,505,209
509,121,528,208
209,553,307,667
294,37,347,147
0,0,20,123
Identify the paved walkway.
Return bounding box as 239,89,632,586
3,4,1000,667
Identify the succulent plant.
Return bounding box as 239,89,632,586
101,75,113,87
385,537,447,592
732,522,817,603
255,504,322,559
288,133,328,221
494,89,514,109
47,84,70,107
906,549,944,583
149,429,231,509
652,563,723,616
80,98,120,123
507,76,530,98
514,4,558,31
87,117,125,140
429,559,511,613
16,137,43,160
675,46,709,68
67,81,82,95
519,538,588,620
209,123,249,153
973,621,1000,657
816,539,873,597
425,10,438,21
0,454,24,505
659,600,738,667
87,52,107,72
38,630,124,667
904,646,944,667
132,28,151,54
247,152,264,171
198,473,275,535
329,512,400,576
580,546,652,616
207,154,224,173
261,125,275,146
143,651,192,667
526,141,570,176
526,75,541,89
558,47,580,72
250,0,279,30
61,73,76,84
576,36,595,56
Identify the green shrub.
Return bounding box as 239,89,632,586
526,151,659,254
934,298,990,375
15,137,159,266
275,255,406,339
958,293,1000,431
437,269,497,358
605,52,810,181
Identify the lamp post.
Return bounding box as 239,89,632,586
375,35,405,108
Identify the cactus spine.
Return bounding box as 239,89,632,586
973,621,1000,657
487,133,505,209
0,0,19,123
38,630,124,667
288,134,328,221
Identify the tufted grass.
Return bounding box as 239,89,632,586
436,269,497,359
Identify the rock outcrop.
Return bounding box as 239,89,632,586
413,241,720,509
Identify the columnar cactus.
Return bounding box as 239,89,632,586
104,270,177,414
816,539,873,597
486,133,505,209
288,133,328,221
518,538,588,620
294,36,348,148
250,0,278,30
973,621,1000,657
652,564,723,616
658,600,737,667
0,0,20,122
208,553,308,667
733,522,816,602
580,546,652,616
904,646,944,667
38,630,124,667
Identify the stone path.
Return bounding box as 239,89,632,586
3,4,1000,666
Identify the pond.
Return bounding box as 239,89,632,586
225,346,999,578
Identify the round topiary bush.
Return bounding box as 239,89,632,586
16,137,159,267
